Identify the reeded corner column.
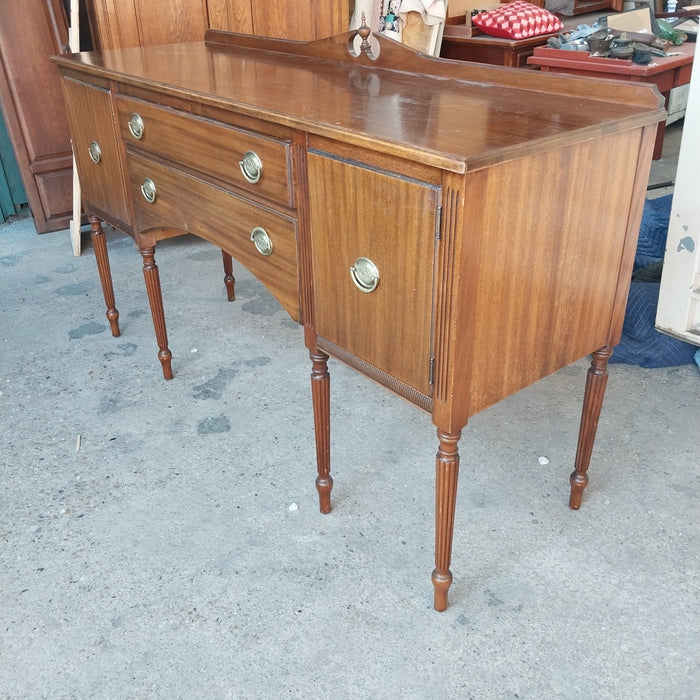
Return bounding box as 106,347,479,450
569,346,612,510
88,214,120,337
432,428,461,611
139,246,173,380
222,250,235,301
310,350,332,514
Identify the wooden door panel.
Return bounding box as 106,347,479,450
136,0,208,45
207,0,350,40
307,150,439,395
86,0,208,50
0,0,73,232
34,168,73,222
207,0,253,34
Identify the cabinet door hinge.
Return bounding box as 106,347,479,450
429,356,435,385
435,205,443,240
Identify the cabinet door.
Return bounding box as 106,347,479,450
61,78,131,230
307,151,440,396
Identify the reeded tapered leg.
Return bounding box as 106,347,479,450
222,251,235,301
432,428,461,612
139,246,173,380
569,346,612,509
310,350,332,513
89,215,120,337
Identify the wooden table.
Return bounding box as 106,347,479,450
52,28,663,611
528,43,695,159
441,30,556,67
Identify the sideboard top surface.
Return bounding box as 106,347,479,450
52,31,665,173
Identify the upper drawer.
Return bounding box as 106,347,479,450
116,96,294,208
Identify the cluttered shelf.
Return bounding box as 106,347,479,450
528,7,695,158
441,1,696,156
441,1,697,68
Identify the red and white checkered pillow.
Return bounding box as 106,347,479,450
472,2,563,40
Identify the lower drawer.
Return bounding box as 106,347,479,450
127,151,300,321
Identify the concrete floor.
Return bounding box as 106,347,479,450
1,122,698,699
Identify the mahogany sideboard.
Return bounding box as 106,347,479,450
52,28,664,611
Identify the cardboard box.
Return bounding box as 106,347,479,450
448,0,501,15
445,0,502,37
607,8,654,34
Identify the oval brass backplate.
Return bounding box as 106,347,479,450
250,226,273,256
128,113,144,140
88,141,102,163
350,257,380,293
239,151,263,184
140,178,157,203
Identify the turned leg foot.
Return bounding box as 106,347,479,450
569,347,611,509
432,570,453,613
89,215,120,337
310,350,332,513
222,250,235,301
139,246,173,380
432,428,461,611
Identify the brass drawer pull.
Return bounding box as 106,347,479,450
128,113,145,140
239,150,263,184
88,141,102,163
250,226,273,256
350,257,380,293
140,178,157,203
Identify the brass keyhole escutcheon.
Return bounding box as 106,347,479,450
140,178,157,203
250,226,273,256
128,113,144,140
350,257,380,293
88,141,102,163
239,151,263,184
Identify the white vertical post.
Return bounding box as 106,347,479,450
69,0,82,256
656,46,700,346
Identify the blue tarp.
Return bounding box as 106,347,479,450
610,194,698,368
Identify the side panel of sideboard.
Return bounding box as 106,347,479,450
450,128,657,419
